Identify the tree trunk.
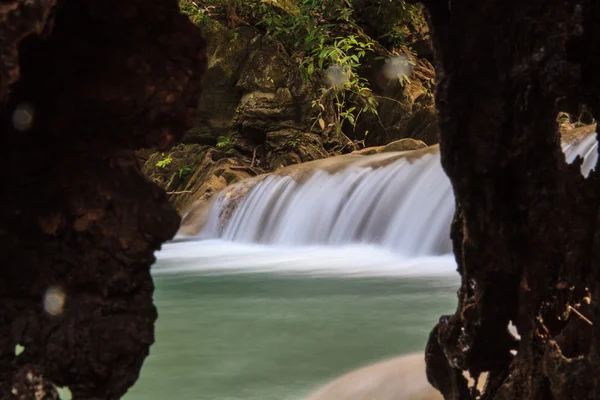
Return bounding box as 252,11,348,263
420,1,600,399
0,0,206,398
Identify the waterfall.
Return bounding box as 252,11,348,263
190,135,598,257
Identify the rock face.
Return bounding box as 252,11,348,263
422,1,600,399
356,57,437,146
0,0,206,398
143,4,438,211
188,20,328,170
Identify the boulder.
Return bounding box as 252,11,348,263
380,138,428,153
143,144,253,213
266,129,330,170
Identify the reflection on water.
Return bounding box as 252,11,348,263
126,241,458,400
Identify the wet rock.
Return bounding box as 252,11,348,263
355,55,436,146
191,24,257,139
380,138,428,153
266,129,330,170
143,145,253,213
351,146,384,155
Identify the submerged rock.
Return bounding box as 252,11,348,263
304,353,441,400
303,352,487,400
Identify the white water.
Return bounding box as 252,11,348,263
196,137,596,248
157,135,598,278
199,153,454,256
154,239,458,278
562,133,599,175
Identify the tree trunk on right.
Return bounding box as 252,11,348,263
421,1,600,399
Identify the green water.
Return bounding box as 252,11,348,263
126,273,458,400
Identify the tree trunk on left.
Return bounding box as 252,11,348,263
0,1,206,398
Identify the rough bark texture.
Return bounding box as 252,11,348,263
421,1,600,399
1,0,206,398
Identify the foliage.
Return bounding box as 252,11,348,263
156,154,173,168
310,35,380,136
179,0,420,147
257,0,380,140
216,135,232,148
179,0,215,26
374,1,426,49
178,167,192,178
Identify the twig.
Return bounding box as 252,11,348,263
568,305,593,326
250,146,259,168
166,190,192,195
372,94,407,106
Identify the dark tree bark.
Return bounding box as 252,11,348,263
420,0,600,399
0,0,206,398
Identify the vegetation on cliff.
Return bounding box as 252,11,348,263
144,0,436,213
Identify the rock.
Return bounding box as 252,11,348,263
266,129,330,170
380,138,428,153
352,1,431,58
561,123,597,143
143,1,440,220
191,24,257,139
304,352,485,400
188,10,438,166
354,55,436,146
351,146,384,155
0,0,206,397
304,353,442,400
178,198,215,236
189,26,314,144
237,40,298,92
143,144,253,213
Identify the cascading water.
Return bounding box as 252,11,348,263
188,135,598,259
201,152,454,256
132,134,599,400
563,133,599,175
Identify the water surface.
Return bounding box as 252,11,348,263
126,242,459,400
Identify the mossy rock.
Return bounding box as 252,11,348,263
236,36,300,92
142,144,253,213
402,106,439,145
379,138,427,153
266,129,329,170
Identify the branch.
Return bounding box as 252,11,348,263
250,145,259,168
166,190,192,195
